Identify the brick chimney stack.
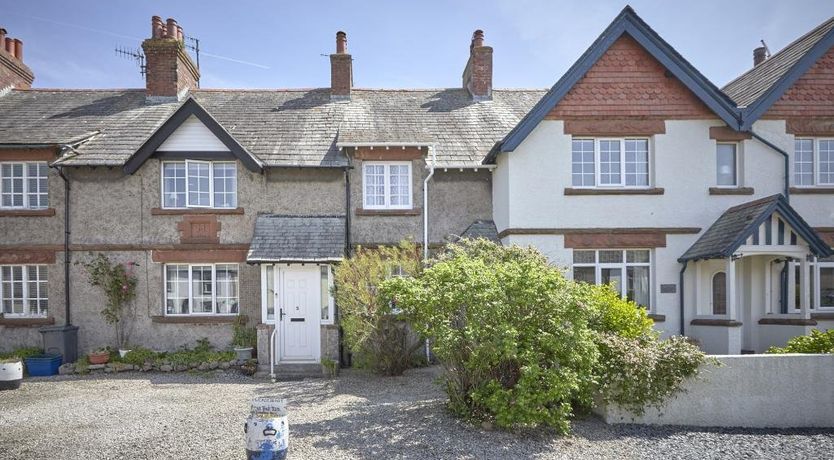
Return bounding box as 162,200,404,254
142,16,200,102
0,27,34,90
753,45,768,66
462,29,492,101
330,31,352,101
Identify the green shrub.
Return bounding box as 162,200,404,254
232,315,257,349
333,240,423,375
594,333,710,415
767,328,834,354
381,239,598,433
0,346,42,361
160,338,235,366
582,283,654,339
122,347,158,366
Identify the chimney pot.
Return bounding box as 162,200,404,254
177,25,184,42
336,31,347,54
471,29,484,48
151,16,164,38
5,37,14,58
166,18,178,39
0,28,7,44
753,46,767,66
13,39,22,62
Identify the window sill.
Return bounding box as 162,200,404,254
758,316,817,326
563,188,664,196
647,313,665,322
151,207,244,215
690,318,742,327
811,312,834,320
0,316,55,327
0,208,56,217
708,187,754,195
789,187,834,195
355,207,422,216
151,315,238,324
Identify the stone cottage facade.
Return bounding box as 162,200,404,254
1,8,833,367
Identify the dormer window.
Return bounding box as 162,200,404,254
161,160,237,209
571,138,649,188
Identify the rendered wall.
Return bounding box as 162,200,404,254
596,354,834,428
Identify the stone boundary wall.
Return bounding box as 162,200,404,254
595,354,834,428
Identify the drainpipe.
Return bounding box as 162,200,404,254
750,131,790,202
422,146,436,363
679,261,688,336
50,147,73,326
344,165,352,257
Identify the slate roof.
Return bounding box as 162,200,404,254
247,214,346,263
679,195,832,262
457,220,500,243
0,87,545,168
723,17,834,108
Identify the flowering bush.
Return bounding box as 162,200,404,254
78,253,138,349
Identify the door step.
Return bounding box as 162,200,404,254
255,362,323,380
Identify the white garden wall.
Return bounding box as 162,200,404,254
595,354,834,428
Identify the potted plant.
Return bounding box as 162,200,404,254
118,345,133,359
232,314,257,361
240,358,258,376
88,347,111,365
0,357,23,390
78,254,138,352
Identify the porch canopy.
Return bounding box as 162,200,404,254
247,215,346,264
679,194,832,263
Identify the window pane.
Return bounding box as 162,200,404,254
162,162,186,208
265,265,275,321
573,266,596,284
601,267,623,294
166,265,189,314
215,264,239,314
627,266,650,307
819,140,834,185
624,140,649,186
26,163,48,210
821,267,834,308
795,264,815,310
1,266,25,315
1,163,25,208
364,164,385,207
571,140,595,187
573,250,595,264
794,139,814,186
212,163,237,209
388,164,411,207
321,266,330,321
598,250,623,264
599,140,622,185
191,265,213,313
187,162,211,207
716,144,737,186
626,250,650,263
712,272,727,315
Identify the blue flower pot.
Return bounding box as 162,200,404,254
24,354,62,376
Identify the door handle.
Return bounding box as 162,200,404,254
279,308,286,321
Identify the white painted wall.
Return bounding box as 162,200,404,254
595,354,834,428
158,115,229,151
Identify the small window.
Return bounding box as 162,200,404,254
820,262,834,309
0,162,48,210
0,265,48,317
572,249,651,308
571,138,649,188
793,138,834,187
320,265,335,323
362,162,412,209
819,140,834,185
161,160,237,209
794,139,814,186
165,264,239,315
712,272,727,315
716,144,737,186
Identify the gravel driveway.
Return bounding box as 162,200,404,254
1,366,832,459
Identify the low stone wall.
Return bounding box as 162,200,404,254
57,359,247,375
595,354,834,428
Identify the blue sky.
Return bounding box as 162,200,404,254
4,0,834,90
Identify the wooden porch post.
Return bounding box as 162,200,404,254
800,257,811,320
726,257,737,320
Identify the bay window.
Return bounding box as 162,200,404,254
161,160,237,209
165,264,239,315
572,249,651,308
1,162,48,209
363,161,412,209
794,138,834,187
0,265,48,317
571,138,649,188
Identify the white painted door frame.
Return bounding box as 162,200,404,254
260,264,321,363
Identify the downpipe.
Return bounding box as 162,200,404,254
422,146,436,362
678,261,688,336
750,131,790,202
50,147,73,326
270,325,277,383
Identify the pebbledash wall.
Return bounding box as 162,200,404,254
0,148,493,354
595,354,834,428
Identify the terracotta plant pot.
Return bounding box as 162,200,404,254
88,351,110,365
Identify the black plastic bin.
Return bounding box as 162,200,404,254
39,325,79,364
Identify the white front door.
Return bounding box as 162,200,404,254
278,267,321,362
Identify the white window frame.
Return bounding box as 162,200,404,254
793,138,834,187
789,259,834,311
160,160,237,209
571,138,650,189
164,263,239,316
0,265,48,317
320,265,335,324
362,161,413,210
572,249,652,308
0,161,49,210
715,142,739,188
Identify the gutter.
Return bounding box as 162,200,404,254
749,131,790,202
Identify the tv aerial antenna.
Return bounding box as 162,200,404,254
114,46,146,77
